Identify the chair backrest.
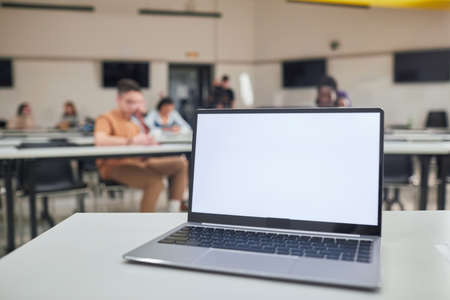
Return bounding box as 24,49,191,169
384,154,414,183
425,111,448,128
18,141,77,191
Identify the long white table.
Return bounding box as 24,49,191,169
1,138,449,253
0,144,192,253
0,134,192,147
384,141,450,155
0,144,191,160
1,212,449,300
384,140,450,213
385,129,450,142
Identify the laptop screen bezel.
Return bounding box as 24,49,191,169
187,108,384,236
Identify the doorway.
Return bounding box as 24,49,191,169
168,64,213,126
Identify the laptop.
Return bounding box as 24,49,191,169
123,108,384,290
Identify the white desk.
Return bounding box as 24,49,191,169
384,140,450,212
1,144,192,253
0,137,51,147
0,131,86,139
0,134,191,147
69,134,193,146
384,141,450,155
1,212,449,300
0,144,191,160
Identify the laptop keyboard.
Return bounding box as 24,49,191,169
158,226,373,263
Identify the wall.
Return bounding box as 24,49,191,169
254,0,450,60
253,0,450,127
1,0,450,128
0,59,172,125
0,0,254,126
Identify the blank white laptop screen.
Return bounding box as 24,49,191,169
191,112,381,226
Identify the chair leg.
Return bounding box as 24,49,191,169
17,195,25,244
393,188,405,210
40,196,55,228
29,192,38,238
0,193,6,245
91,185,100,212
77,194,85,212
383,188,392,210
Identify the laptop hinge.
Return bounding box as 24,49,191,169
200,222,362,238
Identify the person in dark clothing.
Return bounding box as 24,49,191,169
315,76,351,107
218,75,235,108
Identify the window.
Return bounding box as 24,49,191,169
0,59,13,87
282,59,326,88
102,61,150,88
394,49,450,83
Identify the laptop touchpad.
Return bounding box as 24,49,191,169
194,250,294,274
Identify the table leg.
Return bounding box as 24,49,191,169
28,159,38,238
29,192,37,238
437,155,449,210
4,160,16,253
418,155,431,210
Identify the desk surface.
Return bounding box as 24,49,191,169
0,140,448,155
0,133,192,147
0,212,449,300
0,144,191,159
384,141,450,154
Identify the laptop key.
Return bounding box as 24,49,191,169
290,249,304,256
326,254,340,260
342,256,355,261
305,252,324,259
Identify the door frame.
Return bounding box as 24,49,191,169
168,63,214,108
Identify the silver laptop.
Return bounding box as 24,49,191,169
124,108,384,290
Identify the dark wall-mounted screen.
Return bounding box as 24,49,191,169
282,59,326,88
394,50,450,83
0,59,13,87
102,61,150,88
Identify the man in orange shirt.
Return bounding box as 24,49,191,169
94,79,188,212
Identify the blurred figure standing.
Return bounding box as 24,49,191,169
209,75,236,109
219,75,235,108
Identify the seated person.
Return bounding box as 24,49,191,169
56,100,79,130
315,76,351,107
8,102,35,130
94,79,188,212
144,97,192,135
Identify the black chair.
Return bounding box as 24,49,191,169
436,155,450,210
98,178,127,210
18,141,89,237
78,159,127,211
383,154,414,210
425,111,448,128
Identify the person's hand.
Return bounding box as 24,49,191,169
171,125,180,133
131,134,157,146
57,121,69,131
